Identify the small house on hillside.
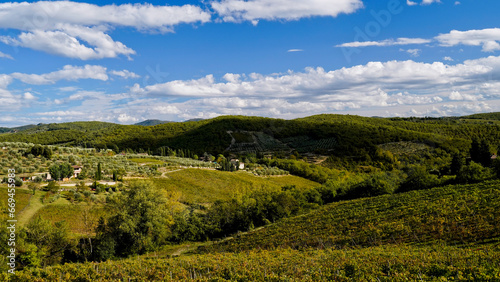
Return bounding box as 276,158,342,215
230,159,245,170
72,165,82,178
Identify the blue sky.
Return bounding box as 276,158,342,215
1,0,500,126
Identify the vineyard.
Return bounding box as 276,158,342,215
200,180,500,252
5,242,500,281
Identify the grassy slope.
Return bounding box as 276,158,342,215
26,169,319,235
31,201,105,236
200,180,500,253
0,186,32,219
149,169,321,204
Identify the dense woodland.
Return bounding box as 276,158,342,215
0,113,499,280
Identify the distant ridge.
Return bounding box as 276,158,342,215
134,119,173,126
0,124,37,134
184,118,204,122
463,112,500,121
134,118,204,126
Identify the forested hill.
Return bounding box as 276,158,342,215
0,124,37,134
134,119,173,126
463,112,500,121
0,114,499,157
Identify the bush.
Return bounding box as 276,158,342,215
456,161,491,184
397,166,439,193
340,175,395,200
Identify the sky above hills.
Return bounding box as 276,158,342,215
1,0,499,126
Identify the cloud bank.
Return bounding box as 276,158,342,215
0,1,211,59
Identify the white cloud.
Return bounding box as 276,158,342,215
110,70,140,79
6,55,500,125
0,74,12,89
337,38,431,48
338,28,500,53
401,48,421,57
449,91,482,101
0,51,13,59
407,0,440,5
34,111,85,117
0,1,211,59
443,56,454,61
454,1,461,5
287,49,304,52
11,65,108,85
421,0,441,5
117,114,139,123
134,55,500,108
210,0,363,23
23,92,37,100
436,28,500,52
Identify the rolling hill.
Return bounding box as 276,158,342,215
0,114,499,158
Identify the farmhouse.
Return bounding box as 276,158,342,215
72,165,82,178
230,159,245,170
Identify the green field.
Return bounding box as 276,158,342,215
30,202,106,236
149,168,321,204
0,186,32,219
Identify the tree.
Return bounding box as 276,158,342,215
95,181,174,258
49,163,73,181
42,146,52,159
456,161,489,184
470,139,492,167
45,181,60,193
398,165,438,193
450,153,464,175
27,183,38,195
19,216,74,267
95,163,102,181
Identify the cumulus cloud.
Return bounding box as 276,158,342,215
449,91,483,101
126,55,500,121
338,28,500,53
210,0,363,24
0,1,211,59
23,92,37,100
5,55,500,125
10,65,108,85
435,28,500,52
135,57,500,101
336,38,431,48
110,70,140,79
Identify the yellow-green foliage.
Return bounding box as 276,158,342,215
0,187,32,217
127,158,164,165
7,244,500,281
30,203,105,236
148,169,320,204
203,180,500,252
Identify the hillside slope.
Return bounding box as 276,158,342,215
200,180,500,253
0,114,499,157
